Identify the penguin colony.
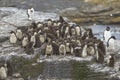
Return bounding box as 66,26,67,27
9,15,115,66
8,7,116,68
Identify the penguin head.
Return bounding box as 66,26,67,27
10,31,15,34
16,28,22,32
37,22,43,28
53,21,58,27
47,19,52,26
106,26,110,31
52,40,56,44
44,27,49,31
59,16,64,23
95,43,98,47
108,54,112,59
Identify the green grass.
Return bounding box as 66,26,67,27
11,56,44,79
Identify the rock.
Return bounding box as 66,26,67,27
59,7,82,17
81,5,113,14
59,0,120,25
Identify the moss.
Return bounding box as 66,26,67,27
11,56,44,79
71,61,90,80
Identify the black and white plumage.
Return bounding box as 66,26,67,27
103,27,111,44
95,43,104,63
107,36,116,50
27,8,34,20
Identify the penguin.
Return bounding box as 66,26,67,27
16,29,23,40
27,7,34,20
0,64,7,80
87,44,95,56
59,16,65,23
70,27,76,36
9,31,17,44
30,32,37,47
81,30,88,40
81,44,88,57
74,44,82,57
107,36,116,50
53,21,58,27
47,19,53,26
39,33,45,44
37,22,43,29
59,43,66,55
107,54,114,67
45,43,53,56
95,43,104,63
64,26,70,36
22,35,29,48
56,29,60,39
97,40,106,55
103,26,111,44
65,42,71,55
34,32,41,48
75,26,81,37
25,42,34,54
52,41,59,55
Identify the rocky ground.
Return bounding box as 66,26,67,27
0,0,120,25
60,0,120,25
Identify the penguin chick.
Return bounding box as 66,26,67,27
9,31,17,44
59,43,66,55
75,26,81,37
87,45,95,56
16,29,23,40
45,43,53,56
22,36,29,48
0,65,7,80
